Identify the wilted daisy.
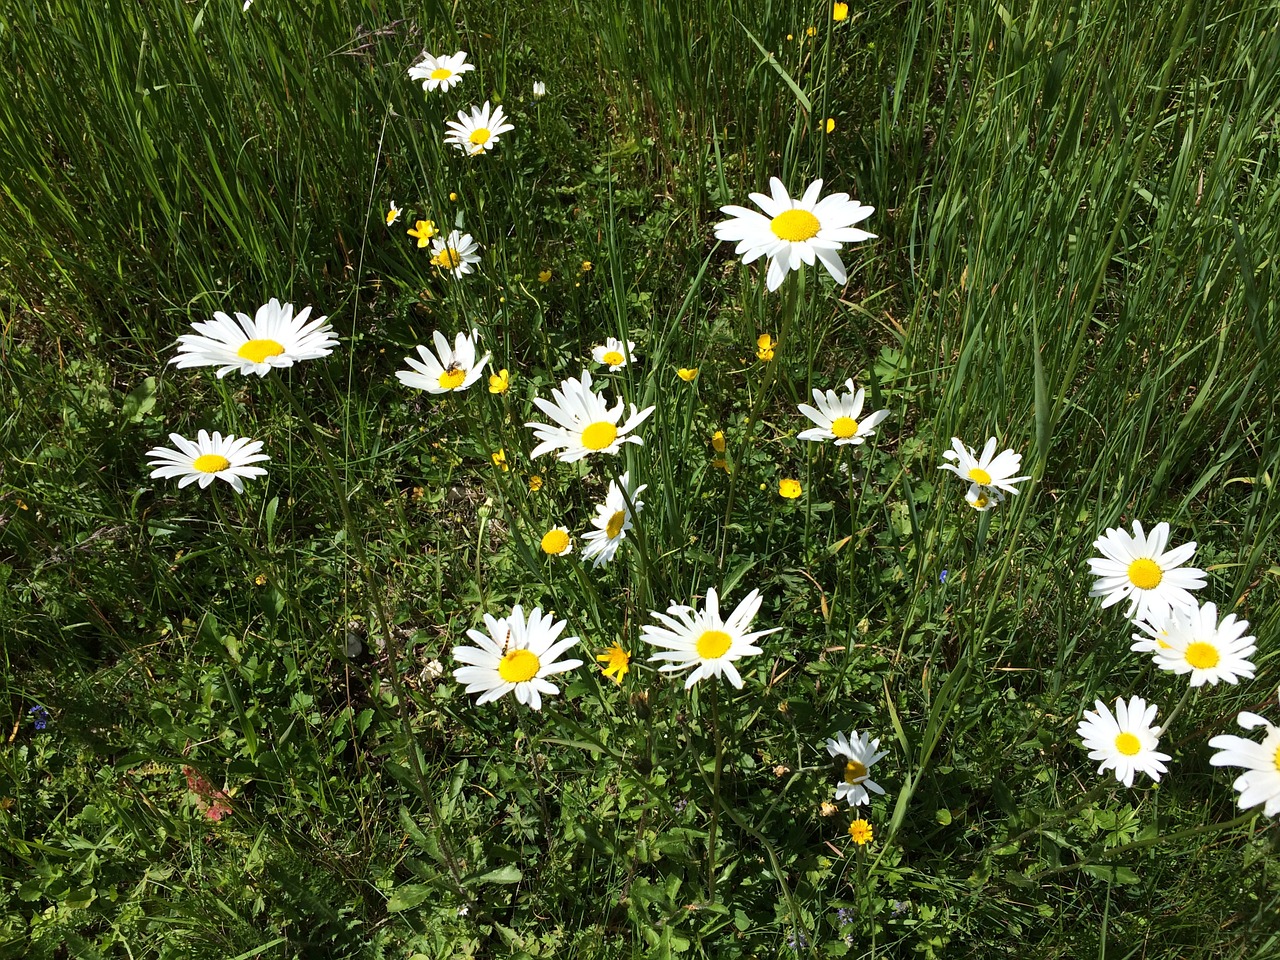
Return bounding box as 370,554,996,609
597,644,630,685
146,430,269,493
396,330,490,394
938,438,1030,507
826,731,889,806
641,587,780,689
540,526,573,557
1147,601,1257,687
386,200,401,226
580,471,647,568
408,51,474,92
592,337,637,371
452,604,583,711
444,101,514,156
1076,696,1170,788
526,369,655,462
1087,520,1207,623
1209,692,1280,818
797,379,889,446
170,299,337,378
429,230,481,278
713,177,876,292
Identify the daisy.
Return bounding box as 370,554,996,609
1087,520,1207,623
965,485,1003,511
1076,696,1171,788
146,430,269,493
1208,692,1280,817
452,604,583,711
540,526,573,556
797,379,889,446
532,81,547,98
408,51,475,93
386,200,401,226
429,231,481,278
525,369,655,462
396,329,490,394
1149,601,1257,687
597,644,630,685
444,101,514,156
580,471,647,568
641,587,780,689
938,438,1030,500
826,730,889,806
592,337,637,371
713,177,876,292
169,299,337,378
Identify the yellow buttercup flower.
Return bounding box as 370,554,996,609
528,474,544,492
756,333,776,361
779,478,802,499
407,219,438,248
711,430,726,453
834,2,849,21
848,819,873,845
580,260,593,272
489,368,510,394
677,367,698,382
806,25,817,37
597,643,631,685
711,459,730,474
491,449,509,471
538,268,552,283
826,117,836,133
449,192,458,201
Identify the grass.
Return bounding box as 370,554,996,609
2,0,1280,957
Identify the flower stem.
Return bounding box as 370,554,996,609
707,681,724,904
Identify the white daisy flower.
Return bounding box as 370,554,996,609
146,429,269,493
1148,601,1257,687
591,337,637,371
452,604,583,711
444,101,514,156
169,299,337,378
1209,692,1280,818
525,369,655,462
1087,520,1207,623
428,230,482,278
580,472,647,568
386,200,401,226
796,379,889,446
532,81,546,98
712,177,876,292
396,330,490,395
938,437,1030,499
407,51,475,93
825,730,889,807
641,587,780,689
1129,614,1174,655
965,483,1004,511
1077,696,1171,788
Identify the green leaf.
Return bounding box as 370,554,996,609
464,864,522,887
120,376,156,423
386,883,433,912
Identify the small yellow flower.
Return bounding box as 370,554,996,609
580,260,593,272
407,219,438,248
597,643,631,685
540,527,572,555
848,819,873,845
489,368,510,394
538,268,552,283
677,367,699,382
756,333,776,361
711,459,730,474
711,430,726,453
786,33,794,41
491,449,509,471
386,200,401,226
254,573,268,586
826,117,836,133
779,478,802,499
806,25,817,36
449,192,458,201
833,2,849,21
820,801,839,817
528,475,544,492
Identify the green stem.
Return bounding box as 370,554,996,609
707,682,724,903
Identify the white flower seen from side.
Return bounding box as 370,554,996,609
396,330,490,395
1209,691,1280,818
580,471,647,568
641,587,780,689
146,429,270,493
1087,520,1207,624
525,369,655,462
713,177,876,292
938,438,1030,510
452,604,583,711
532,81,546,98
444,101,514,156
1076,696,1170,788
1147,601,1257,687
169,299,337,378
386,200,401,226
429,230,482,278
408,51,475,93
796,379,889,446
592,337,637,371
826,731,889,807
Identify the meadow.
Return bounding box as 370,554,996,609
2,0,1279,957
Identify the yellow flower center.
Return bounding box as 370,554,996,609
1114,732,1142,757
605,510,626,539
541,529,570,555
581,421,619,451
831,416,859,439
1184,641,1220,670
237,338,286,363
192,454,230,474
1273,742,1280,773
844,760,868,783
433,248,462,269
696,629,733,660
429,67,453,80
438,367,467,389
969,495,990,510
469,127,492,146
1127,557,1163,590
497,648,540,683
769,208,821,242
602,350,625,366
967,467,992,485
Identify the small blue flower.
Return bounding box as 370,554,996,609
786,932,809,952
836,907,855,926
28,705,49,731
939,569,948,583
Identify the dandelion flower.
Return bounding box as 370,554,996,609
580,471,647,568
429,230,481,278
678,367,698,382
1147,601,1257,687
146,430,269,493
407,219,438,247
939,438,1030,504
797,379,889,446
525,369,655,462
826,731,889,806
170,299,337,378
641,587,779,689
779,478,802,499
592,337,636,371
489,368,510,394
408,51,475,93
386,200,401,226
757,333,776,361
528,475,544,492
396,330,490,394
1209,692,1280,818
1076,696,1170,788
713,177,876,292
444,101,514,156
452,604,583,710
597,643,631,685
1087,520,1207,623
532,80,546,98
540,526,573,556
848,819,873,845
